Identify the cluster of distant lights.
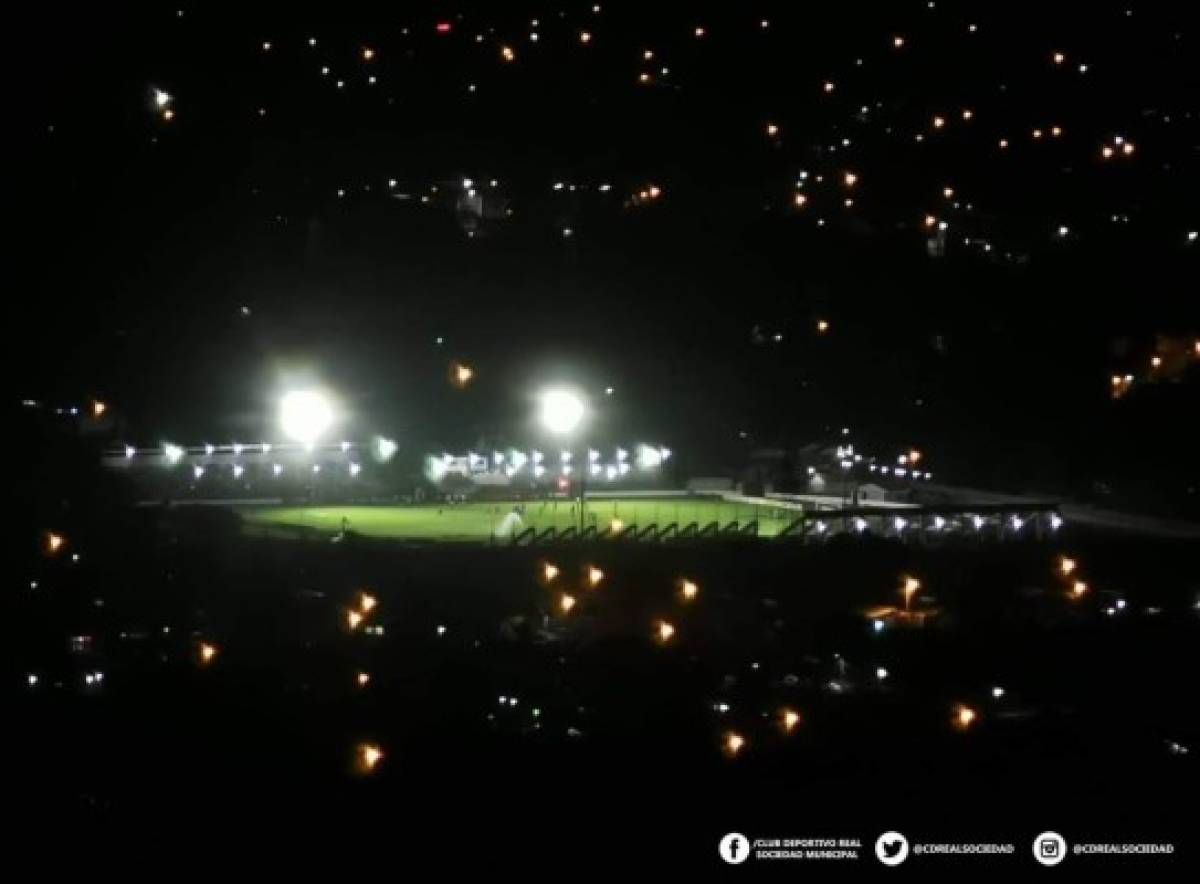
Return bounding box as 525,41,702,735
34,521,1180,775
132,6,1200,262
1109,340,1200,399
429,444,671,482
776,23,1196,255
810,443,935,481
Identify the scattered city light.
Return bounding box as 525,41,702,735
723,731,746,757
357,743,384,773
953,704,978,730
780,708,802,733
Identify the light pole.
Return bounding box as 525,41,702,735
538,388,588,532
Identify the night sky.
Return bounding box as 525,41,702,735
13,2,1199,501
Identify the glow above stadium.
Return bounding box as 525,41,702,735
539,389,586,435
279,390,334,444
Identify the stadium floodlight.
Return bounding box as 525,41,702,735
588,449,600,462
894,516,907,531
272,463,283,476
494,451,505,464
375,436,398,461
933,516,946,530
533,464,546,478
510,450,528,470
262,442,272,454
124,444,136,459
854,518,868,532
232,464,244,479
531,449,544,464
341,440,351,453
279,390,334,445
605,464,618,480
618,462,631,475
538,389,586,435
312,464,321,474
1050,513,1063,530
616,447,628,462
562,464,572,476
1011,515,1024,531
972,515,984,530
637,444,663,469
164,443,184,464
232,442,244,455
504,465,517,477
660,447,671,462
561,450,572,463
427,456,448,481
193,465,204,479
205,443,215,456
349,462,361,477
589,463,601,476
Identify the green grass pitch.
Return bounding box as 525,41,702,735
238,498,800,541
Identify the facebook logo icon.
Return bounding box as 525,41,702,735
719,833,751,864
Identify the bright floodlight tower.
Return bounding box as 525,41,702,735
279,389,334,446
538,388,589,530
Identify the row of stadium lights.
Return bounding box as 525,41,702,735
120,436,400,464
809,512,1062,536
188,462,363,480
430,445,671,480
